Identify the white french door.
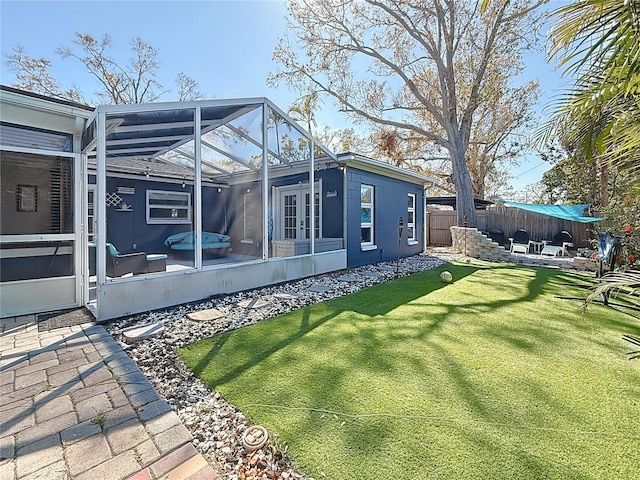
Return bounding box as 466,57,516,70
273,182,321,240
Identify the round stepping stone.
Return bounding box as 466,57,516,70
376,266,395,272
237,298,269,309
360,271,380,277
122,323,165,344
308,284,331,293
187,308,225,321
337,275,358,282
274,293,300,300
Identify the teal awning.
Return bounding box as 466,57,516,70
495,200,603,223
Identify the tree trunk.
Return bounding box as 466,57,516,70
599,162,609,207
451,147,477,227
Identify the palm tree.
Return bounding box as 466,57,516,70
268,108,289,156
288,92,320,137
544,0,640,174
543,1,640,318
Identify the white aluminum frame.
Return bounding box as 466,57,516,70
146,190,192,224
407,193,418,245
0,145,83,317
360,184,376,251
85,98,343,321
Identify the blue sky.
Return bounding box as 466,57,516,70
0,0,569,192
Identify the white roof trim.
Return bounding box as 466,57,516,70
0,88,92,119
337,153,439,186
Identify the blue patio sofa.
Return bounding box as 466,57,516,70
164,231,231,252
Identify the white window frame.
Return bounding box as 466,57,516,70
146,189,191,224
407,193,418,245
360,184,376,251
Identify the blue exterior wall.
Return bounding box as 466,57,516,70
346,167,424,267
103,167,344,257
270,168,344,238
105,176,193,255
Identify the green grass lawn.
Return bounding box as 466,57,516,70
178,261,640,480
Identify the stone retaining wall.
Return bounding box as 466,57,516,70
450,226,512,262
449,226,601,271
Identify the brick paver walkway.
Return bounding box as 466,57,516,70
0,315,220,480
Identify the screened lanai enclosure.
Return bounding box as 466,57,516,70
83,99,346,320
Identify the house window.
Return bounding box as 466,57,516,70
360,184,376,250
146,190,191,224
243,192,256,242
407,193,418,245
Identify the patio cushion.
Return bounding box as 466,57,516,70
106,243,119,257
170,241,231,251
146,254,168,261
164,231,231,250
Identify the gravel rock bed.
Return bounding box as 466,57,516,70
106,251,459,479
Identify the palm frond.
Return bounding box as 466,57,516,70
583,270,640,313
623,334,640,360
543,0,640,175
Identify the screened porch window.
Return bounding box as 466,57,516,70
360,184,376,250
146,190,191,224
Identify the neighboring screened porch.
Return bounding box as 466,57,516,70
82,98,346,321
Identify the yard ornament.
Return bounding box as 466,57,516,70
440,271,453,283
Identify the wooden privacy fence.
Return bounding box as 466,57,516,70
427,206,593,249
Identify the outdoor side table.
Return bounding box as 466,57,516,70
528,240,544,254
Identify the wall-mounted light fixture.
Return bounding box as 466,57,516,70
246,187,251,193
181,179,186,188
145,167,150,178
217,187,222,193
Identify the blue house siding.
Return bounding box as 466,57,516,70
346,167,423,267
102,166,422,267
104,177,195,255
103,167,346,258
270,169,344,239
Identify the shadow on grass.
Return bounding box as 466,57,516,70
178,262,640,479
179,263,478,385
181,305,343,386
181,262,565,390
328,263,480,316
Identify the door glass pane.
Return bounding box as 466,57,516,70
284,194,297,239
314,192,320,238
304,192,320,239
88,188,95,242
